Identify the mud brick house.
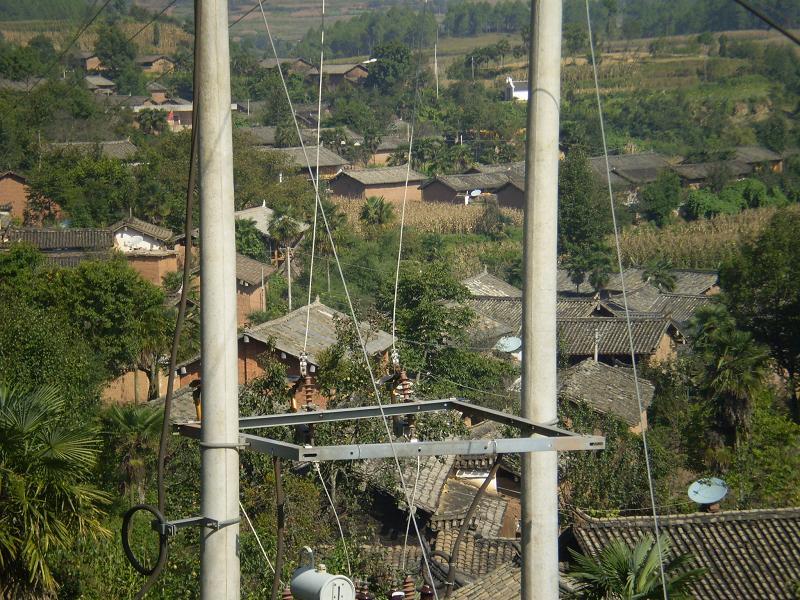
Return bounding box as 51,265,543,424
421,173,510,204
134,54,175,74
270,145,350,179
328,165,425,202
1,227,113,267
110,217,178,286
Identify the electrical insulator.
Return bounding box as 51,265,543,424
419,584,435,600
291,548,355,600
299,351,308,377
282,587,293,600
391,348,400,369
303,375,315,408
402,575,415,600
390,591,404,600
397,370,413,402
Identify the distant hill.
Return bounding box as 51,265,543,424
0,0,90,21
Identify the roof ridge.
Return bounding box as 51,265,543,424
578,506,800,526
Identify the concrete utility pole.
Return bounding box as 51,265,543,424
520,0,562,599
196,0,240,597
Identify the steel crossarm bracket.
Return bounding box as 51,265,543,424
240,432,604,462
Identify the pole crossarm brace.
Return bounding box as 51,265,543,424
176,397,604,462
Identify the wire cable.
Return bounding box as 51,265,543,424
314,463,352,577
28,0,115,91
240,500,277,576
585,3,668,599
125,0,180,46
401,455,421,572
731,0,800,47
255,4,440,596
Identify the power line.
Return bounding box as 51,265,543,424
125,0,180,46
29,0,116,91
731,0,800,47
585,3,668,600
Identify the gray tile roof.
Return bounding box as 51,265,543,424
670,270,718,295
85,75,115,88
559,359,654,426
312,63,368,76
41,250,112,268
235,204,309,237
2,227,113,251
450,560,521,599
558,317,671,357
572,507,800,600
110,216,174,242
470,161,525,175
467,298,521,333
589,152,671,185
734,145,783,164
461,271,521,298
244,300,393,364
649,293,712,325
334,165,425,186
272,145,349,169
376,135,407,151
421,173,511,193
402,455,456,515
135,54,173,65
556,268,717,297
50,139,138,160
236,253,275,286
433,530,518,580
672,160,752,181
432,480,508,538
242,126,277,146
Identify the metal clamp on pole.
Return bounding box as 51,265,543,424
154,515,241,536
199,437,249,450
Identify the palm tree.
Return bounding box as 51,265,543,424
0,384,110,596
692,305,769,448
642,257,676,292
567,534,705,599
359,196,395,227
269,214,301,261
106,404,163,503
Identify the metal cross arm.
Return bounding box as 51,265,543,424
175,397,604,462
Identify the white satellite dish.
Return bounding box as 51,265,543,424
688,477,728,505
470,189,482,197
495,336,522,353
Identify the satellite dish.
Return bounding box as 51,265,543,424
688,477,728,505
470,189,482,197
495,336,522,353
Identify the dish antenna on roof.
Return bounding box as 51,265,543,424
470,189,482,197
688,477,728,511
495,336,522,353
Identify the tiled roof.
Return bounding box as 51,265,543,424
670,270,718,295
2,227,113,251
588,157,631,188
50,139,138,160
335,165,425,186
421,173,510,193
467,297,521,332
110,216,173,242
85,75,115,87
135,54,173,65
470,161,525,175
672,160,752,181
558,317,671,357
432,480,508,538
376,136,407,151
433,530,518,580
734,145,783,164
450,560,521,599
244,300,393,364
649,293,712,325
559,359,654,426
42,250,112,268
242,126,277,146
403,455,456,515
272,145,349,168
235,253,275,286
235,204,309,237
589,152,671,185
556,268,717,296
572,508,800,600
312,63,367,76
461,271,521,298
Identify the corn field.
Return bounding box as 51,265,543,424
615,205,798,268
332,198,523,235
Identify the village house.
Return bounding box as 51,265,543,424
559,359,655,433
504,77,529,102
234,202,308,260
571,507,800,599
494,175,525,209
234,253,275,326
257,57,314,74
328,165,425,202
0,171,31,225
110,216,179,286
0,227,113,267
50,139,138,162
134,54,175,74
734,145,784,173
270,145,350,179
309,63,369,87
672,160,753,189
370,135,407,165
84,75,116,95
76,51,103,72
421,172,510,203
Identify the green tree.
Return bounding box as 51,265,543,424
639,170,682,227
104,404,162,503
720,209,800,419
587,243,614,293
136,108,168,135
0,385,110,596
558,149,612,253
269,214,302,250
692,304,770,448
359,196,395,227
641,257,676,292
366,42,413,95
567,534,705,600
93,24,136,80
475,198,512,240
236,217,269,261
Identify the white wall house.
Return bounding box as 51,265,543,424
505,77,529,102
